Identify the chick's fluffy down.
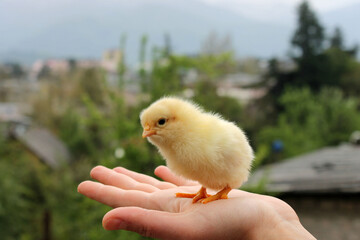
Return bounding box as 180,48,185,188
140,97,254,190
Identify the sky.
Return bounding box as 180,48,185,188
199,0,360,24
1,0,360,63
2,0,360,25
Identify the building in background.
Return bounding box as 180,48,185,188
10,123,71,169
0,103,71,169
247,142,360,240
101,49,123,73
31,59,100,80
101,49,123,86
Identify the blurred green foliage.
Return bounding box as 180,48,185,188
258,87,360,163
0,1,359,239
0,43,242,239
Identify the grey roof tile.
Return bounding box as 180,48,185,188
247,144,360,193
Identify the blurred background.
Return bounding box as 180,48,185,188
1,0,359,239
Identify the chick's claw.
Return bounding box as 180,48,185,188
192,187,211,203
200,186,231,204
176,186,210,203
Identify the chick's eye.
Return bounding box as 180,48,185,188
158,118,166,126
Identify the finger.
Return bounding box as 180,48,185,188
154,166,198,186
91,166,158,193
103,207,198,239
114,167,177,190
78,181,159,210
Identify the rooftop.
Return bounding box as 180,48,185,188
11,123,71,169
247,144,360,194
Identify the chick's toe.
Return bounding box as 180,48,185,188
200,186,231,204
175,186,210,203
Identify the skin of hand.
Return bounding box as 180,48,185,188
77,166,316,240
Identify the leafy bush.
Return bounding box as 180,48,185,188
258,87,360,162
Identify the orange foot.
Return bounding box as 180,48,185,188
176,186,210,203
200,186,231,204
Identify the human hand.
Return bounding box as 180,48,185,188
78,166,315,240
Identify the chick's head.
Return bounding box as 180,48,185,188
140,97,201,146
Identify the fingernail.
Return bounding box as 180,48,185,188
107,219,127,230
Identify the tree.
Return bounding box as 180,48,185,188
8,63,25,79
38,65,52,80
330,27,344,49
139,35,149,93
148,46,182,101
1,31,251,240
260,1,358,110
258,1,327,113
325,27,360,96
117,34,127,90
201,31,233,56
258,87,360,162
192,80,243,124
291,1,325,58
67,59,77,72
291,1,330,91
164,33,172,57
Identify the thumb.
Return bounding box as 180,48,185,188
102,207,197,239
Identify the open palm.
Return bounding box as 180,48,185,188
78,166,314,240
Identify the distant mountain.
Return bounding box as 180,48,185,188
0,0,291,65
0,0,359,65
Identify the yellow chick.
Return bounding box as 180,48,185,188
140,97,254,203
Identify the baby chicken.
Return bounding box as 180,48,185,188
140,97,254,204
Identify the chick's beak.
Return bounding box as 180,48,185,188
142,124,156,138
